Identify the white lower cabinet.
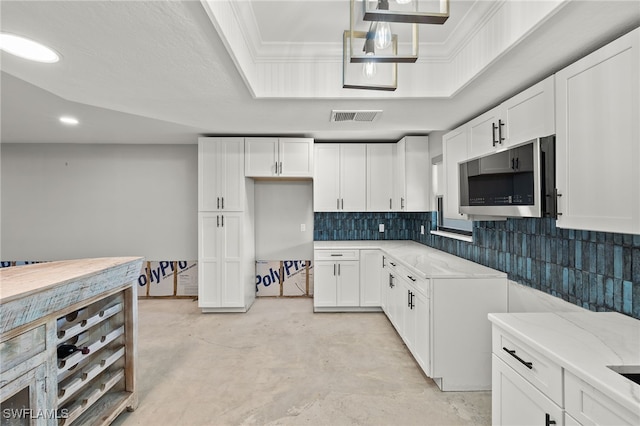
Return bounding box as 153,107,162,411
565,371,638,426
382,254,504,391
398,275,431,375
413,290,430,375
314,250,361,310
198,212,254,312
491,319,640,426
360,250,383,307
314,249,385,311
492,355,563,426
314,261,359,308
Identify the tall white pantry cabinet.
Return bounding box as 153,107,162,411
198,137,255,312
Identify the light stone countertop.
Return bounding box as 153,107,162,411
489,311,640,416
313,240,506,279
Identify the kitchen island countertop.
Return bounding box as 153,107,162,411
489,311,640,419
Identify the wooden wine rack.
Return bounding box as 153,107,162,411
0,257,143,426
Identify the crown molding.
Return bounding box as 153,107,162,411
201,0,567,99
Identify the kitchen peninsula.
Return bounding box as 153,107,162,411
315,240,508,391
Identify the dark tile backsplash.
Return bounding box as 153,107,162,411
314,212,640,319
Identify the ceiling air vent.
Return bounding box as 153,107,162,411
330,110,382,122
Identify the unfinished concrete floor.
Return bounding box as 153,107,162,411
113,298,491,425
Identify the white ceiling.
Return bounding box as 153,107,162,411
1,0,638,144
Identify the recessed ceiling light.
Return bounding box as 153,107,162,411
59,116,79,125
0,32,60,63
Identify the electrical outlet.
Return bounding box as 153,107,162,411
300,224,306,232
379,224,384,233
420,225,425,235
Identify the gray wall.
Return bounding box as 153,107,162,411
254,180,313,260
1,143,197,261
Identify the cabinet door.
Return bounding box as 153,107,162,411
0,364,48,426
245,137,278,177
367,144,395,211
492,355,563,426
313,145,341,212
555,28,640,234
400,280,416,351
380,260,390,312
314,261,337,307
394,138,407,211
360,250,382,307
336,261,360,307
198,138,219,211
501,76,555,147
388,273,404,332
403,136,430,211
468,108,500,159
414,291,430,376
565,370,639,426
198,213,221,307
442,126,469,220
279,138,313,177
340,144,367,211
220,138,245,211
220,212,244,307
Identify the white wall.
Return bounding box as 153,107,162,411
1,143,197,261
254,180,313,260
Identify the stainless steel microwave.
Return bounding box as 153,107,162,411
459,136,557,218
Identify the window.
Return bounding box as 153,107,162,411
436,196,472,236
432,159,473,237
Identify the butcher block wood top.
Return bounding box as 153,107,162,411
1,257,143,335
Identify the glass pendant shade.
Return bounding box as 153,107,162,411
374,22,392,49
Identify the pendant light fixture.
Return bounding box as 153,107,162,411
361,0,450,25
343,31,397,91
348,0,418,64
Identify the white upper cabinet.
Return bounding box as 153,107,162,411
245,137,314,178
314,144,366,212
279,138,314,177
555,28,640,234
442,126,469,220
468,108,501,159
340,145,367,211
314,144,341,211
367,143,396,211
244,137,277,177
198,137,245,212
501,77,555,147
468,76,555,160
396,136,430,212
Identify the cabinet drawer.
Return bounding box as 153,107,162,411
386,258,428,295
565,370,640,426
1,325,46,374
493,327,563,406
315,250,359,261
